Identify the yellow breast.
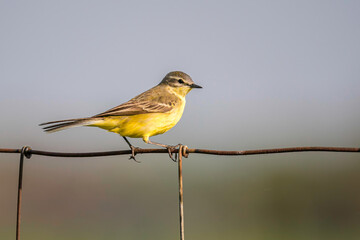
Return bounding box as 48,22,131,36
90,100,186,141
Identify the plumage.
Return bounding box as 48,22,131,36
40,71,201,159
94,84,177,117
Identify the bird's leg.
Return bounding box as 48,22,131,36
122,136,141,163
146,139,180,162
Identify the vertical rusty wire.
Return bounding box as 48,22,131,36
178,145,185,240
16,146,31,240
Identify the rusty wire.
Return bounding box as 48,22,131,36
15,147,31,240
178,145,185,240
1,145,359,240
1,146,359,158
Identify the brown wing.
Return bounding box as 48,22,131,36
93,86,176,117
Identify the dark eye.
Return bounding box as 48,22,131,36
178,79,184,84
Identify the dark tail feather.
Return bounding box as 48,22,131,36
39,118,90,126
39,118,100,133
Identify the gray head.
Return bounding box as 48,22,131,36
160,71,202,89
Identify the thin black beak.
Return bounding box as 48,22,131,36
191,83,202,89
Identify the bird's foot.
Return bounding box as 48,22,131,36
129,146,141,163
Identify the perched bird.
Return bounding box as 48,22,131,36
40,71,202,161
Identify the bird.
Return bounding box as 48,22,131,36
40,71,202,161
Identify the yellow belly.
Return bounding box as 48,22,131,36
89,104,185,140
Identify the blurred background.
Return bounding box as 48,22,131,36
1,1,360,239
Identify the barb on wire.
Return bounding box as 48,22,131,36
0,146,359,158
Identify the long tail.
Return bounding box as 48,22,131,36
39,118,101,133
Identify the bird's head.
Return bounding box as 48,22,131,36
159,71,202,97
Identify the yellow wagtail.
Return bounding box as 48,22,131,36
40,71,202,161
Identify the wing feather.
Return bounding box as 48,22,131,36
93,86,176,117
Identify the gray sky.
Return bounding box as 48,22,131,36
1,0,359,152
